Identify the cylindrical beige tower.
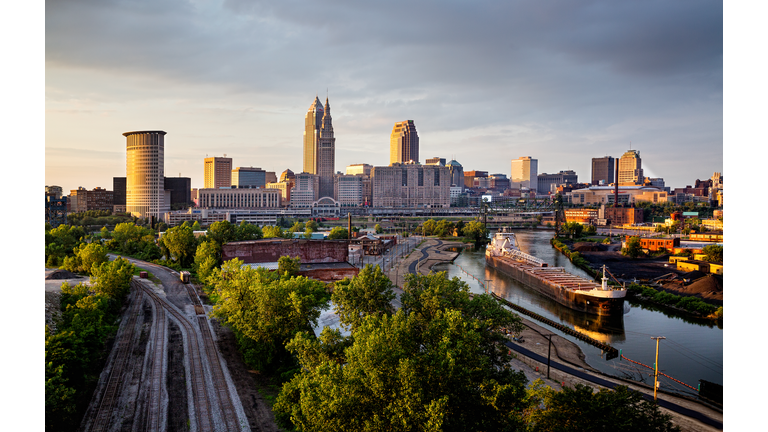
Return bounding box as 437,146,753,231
124,130,169,219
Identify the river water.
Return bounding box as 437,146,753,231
433,229,723,396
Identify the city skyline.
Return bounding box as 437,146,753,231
46,1,722,193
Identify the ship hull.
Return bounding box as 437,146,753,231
486,255,624,316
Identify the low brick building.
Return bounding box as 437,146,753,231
627,236,680,252
223,238,359,283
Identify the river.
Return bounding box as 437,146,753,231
433,229,723,396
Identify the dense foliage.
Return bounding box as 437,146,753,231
627,283,721,318
45,258,136,432
208,258,331,372
45,224,87,267
702,244,723,263
525,381,681,432
274,272,528,431
622,236,643,258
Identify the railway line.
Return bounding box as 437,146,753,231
88,287,144,432
143,282,168,432
139,281,215,432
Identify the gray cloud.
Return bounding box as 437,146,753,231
46,0,722,190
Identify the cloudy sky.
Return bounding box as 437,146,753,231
44,0,723,192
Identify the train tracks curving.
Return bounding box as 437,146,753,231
88,286,144,432
139,283,214,432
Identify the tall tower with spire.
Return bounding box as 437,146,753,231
303,96,324,175
317,98,336,198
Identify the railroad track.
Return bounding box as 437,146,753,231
139,284,214,432
88,286,144,432
143,283,168,432
197,315,240,431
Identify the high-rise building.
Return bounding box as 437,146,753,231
538,170,578,194
204,156,232,189
618,150,643,186
164,177,192,207
124,130,169,219
591,156,615,185
334,174,363,208
303,97,335,198
346,164,372,176
510,156,538,191
232,167,266,188
447,160,464,189
69,187,114,212
113,177,127,206
291,172,320,208
390,120,419,165
371,163,449,208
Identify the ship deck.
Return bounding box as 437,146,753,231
492,255,601,292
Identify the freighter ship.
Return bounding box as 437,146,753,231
485,228,626,316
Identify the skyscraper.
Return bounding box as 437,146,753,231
510,156,538,191
618,150,643,185
390,120,419,165
303,97,335,198
591,156,615,185
124,130,169,219
204,156,232,189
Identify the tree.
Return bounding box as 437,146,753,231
194,240,221,287
462,220,488,246
622,236,643,259
191,220,202,231
90,257,135,300
278,256,301,277
236,220,263,241
275,273,528,431
327,226,349,240
305,220,319,232
374,223,383,234
702,244,723,263
331,264,395,332
422,219,437,236
525,382,680,432
209,259,330,371
160,225,197,267
262,225,284,239
207,220,237,246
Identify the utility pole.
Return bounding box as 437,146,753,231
544,334,555,379
651,336,666,401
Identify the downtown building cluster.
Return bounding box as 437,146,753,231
46,97,723,228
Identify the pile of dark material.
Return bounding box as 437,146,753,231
660,274,723,305
45,269,83,280
572,242,603,252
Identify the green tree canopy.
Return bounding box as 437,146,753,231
236,220,264,241
622,236,643,259
206,220,237,246
331,264,395,332
702,244,723,263
160,224,197,267
209,259,330,371
278,256,301,277
61,242,108,275
191,220,202,231
374,223,383,234
462,221,488,245
194,240,221,287
525,382,680,432
90,257,135,300
275,272,527,431
262,225,285,239
327,226,349,240
305,220,319,232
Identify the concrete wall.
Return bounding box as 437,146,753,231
222,239,349,264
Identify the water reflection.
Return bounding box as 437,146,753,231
486,262,626,344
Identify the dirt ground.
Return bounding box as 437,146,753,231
210,317,280,432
